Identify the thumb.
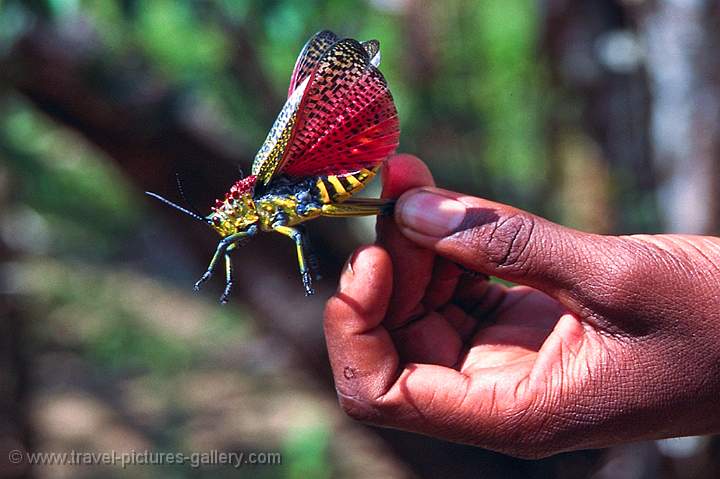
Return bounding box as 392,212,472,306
394,187,613,297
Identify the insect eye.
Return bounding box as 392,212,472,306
212,216,221,226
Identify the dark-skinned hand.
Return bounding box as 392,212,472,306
324,154,720,459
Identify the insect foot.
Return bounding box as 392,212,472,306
220,281,233,304
302,271,315,296
194,271,212,291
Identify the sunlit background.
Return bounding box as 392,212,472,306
1,0,718,478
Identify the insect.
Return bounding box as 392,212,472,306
146,31,400,303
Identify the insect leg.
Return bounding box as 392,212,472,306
219,245,236,304
273,225,315,296
320,199,395,218
296,225,321,280
194,227,256,292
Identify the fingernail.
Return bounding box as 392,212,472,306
398,191,466,237
346,251,357,275
338,249,359,292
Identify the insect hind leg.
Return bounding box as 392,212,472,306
296,225,321,280
320,198,395,217
273,225,315,296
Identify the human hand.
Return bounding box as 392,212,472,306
323,154,720,458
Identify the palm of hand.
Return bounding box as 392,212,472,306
386,259,596,421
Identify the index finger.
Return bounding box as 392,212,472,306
377,154,436,329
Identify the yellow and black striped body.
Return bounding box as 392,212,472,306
313,167,377,204
253,167,385,232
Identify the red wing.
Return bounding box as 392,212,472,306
287,30,339,98
279,39,400,179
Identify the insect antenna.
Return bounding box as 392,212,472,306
145,191,209,224
175,172,205,218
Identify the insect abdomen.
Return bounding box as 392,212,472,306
315,167,378,203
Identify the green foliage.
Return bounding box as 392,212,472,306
134,0,230,81
0,98,140,259
282,423,332,479
474,0,545,192
19,258,250,375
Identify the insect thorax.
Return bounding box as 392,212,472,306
253,176,324,231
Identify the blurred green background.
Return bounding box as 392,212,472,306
1,0,718,478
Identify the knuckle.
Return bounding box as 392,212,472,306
482,214,537,271
575,238,672,335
